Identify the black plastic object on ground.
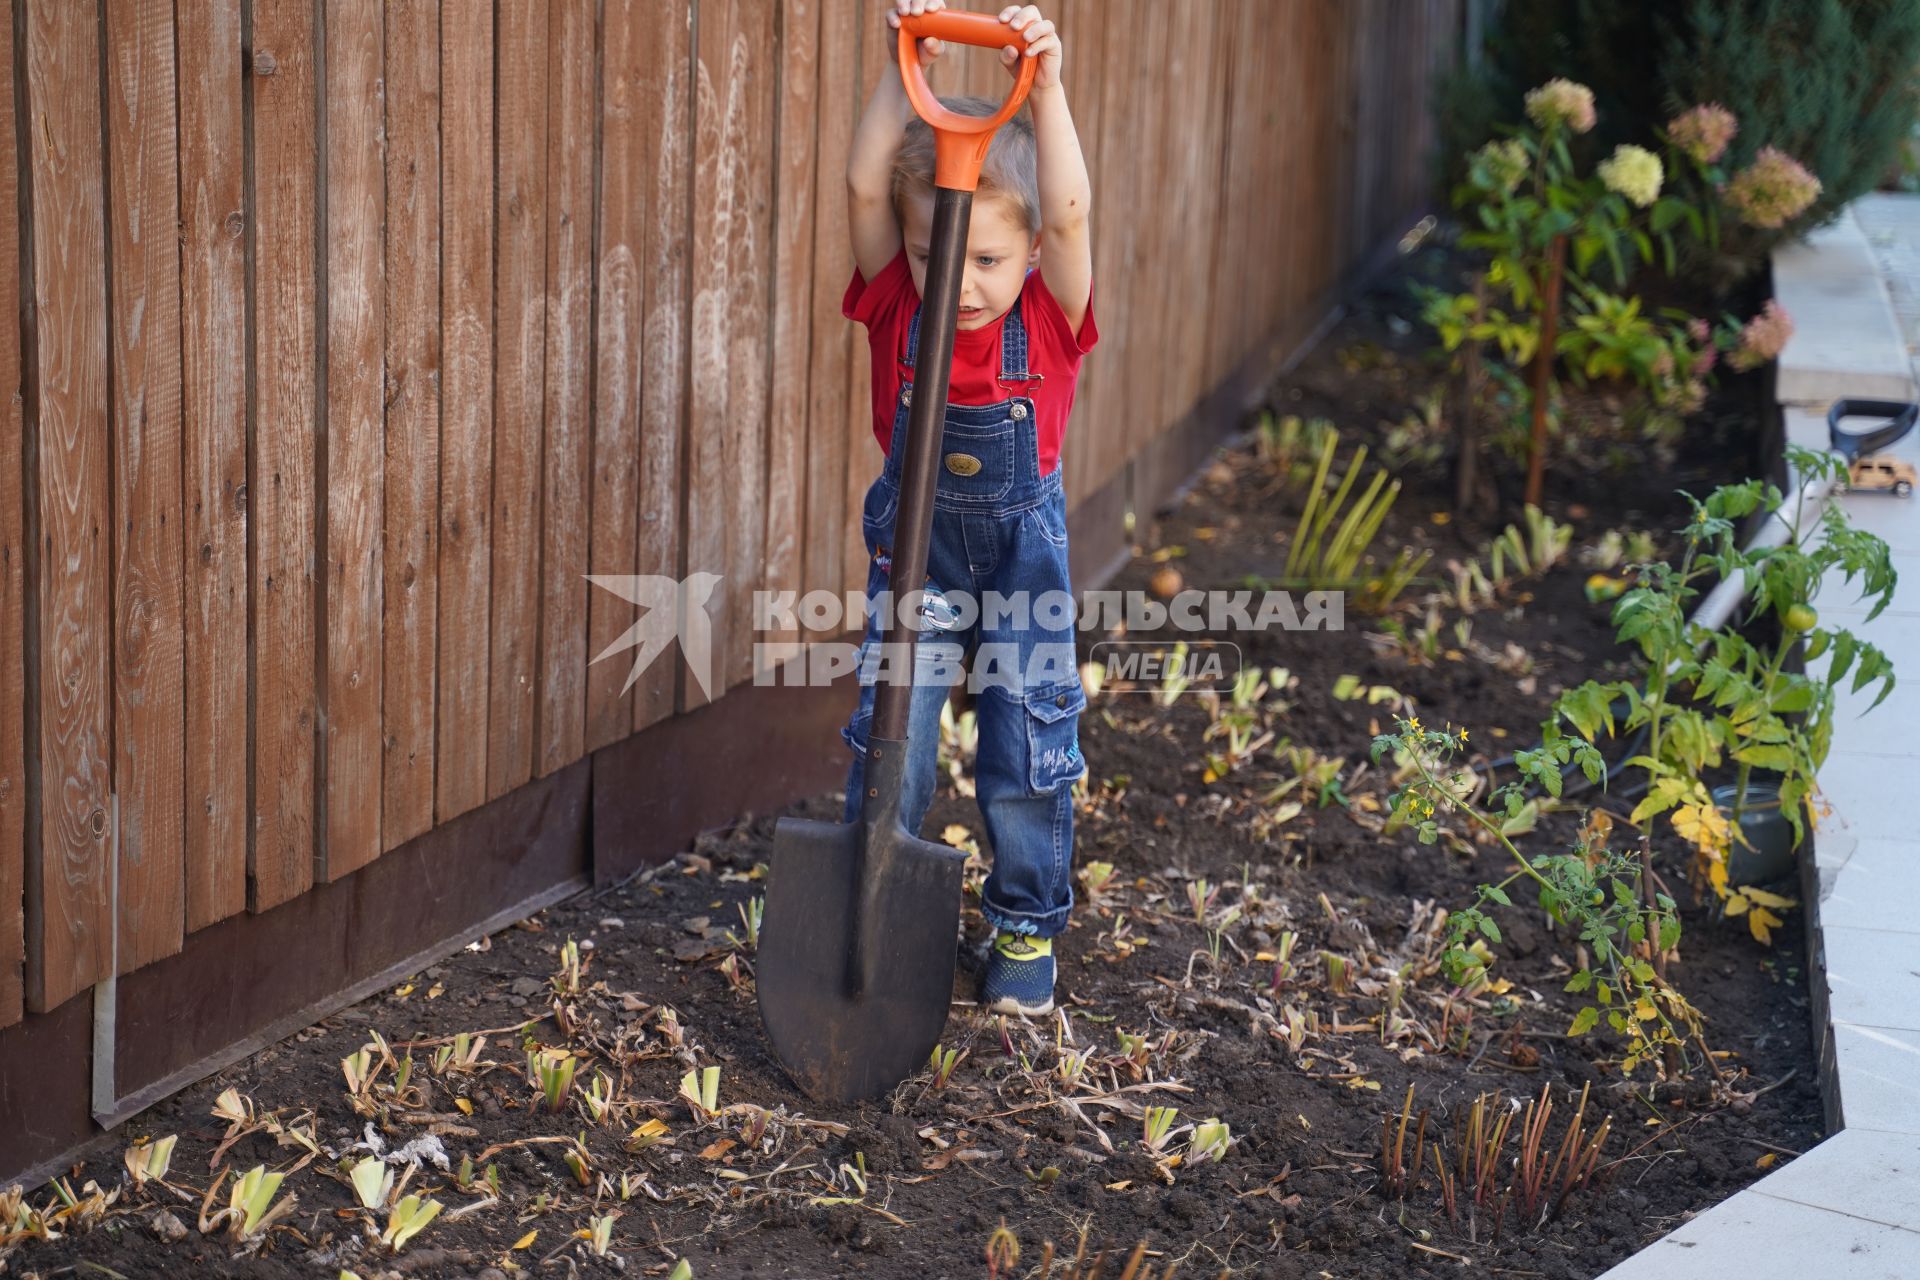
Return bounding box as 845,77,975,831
1827,398,1918,461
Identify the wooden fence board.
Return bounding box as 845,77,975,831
801,0,857,629
588,0,649,747
178,0,249,929
322,0,385,880
487,0,548,799
760,0,820,675
631,0,692,730
104,0,186,969
841,10,889,604
24,0,115,1006
689,0,777,700
0,0,24,1026
435,1,493,821
249,0,321,912
380,0,440,850
536,0,595,777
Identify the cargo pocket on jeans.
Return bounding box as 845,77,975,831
1023,679,1087,793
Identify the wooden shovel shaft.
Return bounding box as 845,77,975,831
848,184,973,1000
869,184,971,743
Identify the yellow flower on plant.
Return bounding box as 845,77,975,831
1598,144,1663,207
1407,715,1422,735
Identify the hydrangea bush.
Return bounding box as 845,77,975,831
1420,84,1819,509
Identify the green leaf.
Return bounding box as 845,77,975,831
1569,1006,1599,1036
1484,885,1512,907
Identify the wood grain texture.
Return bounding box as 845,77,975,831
322,0,385,880
588,0,652,747
105,0,186,970
535,0,595,777
249,0,320,913
801,0,858,628
0,0,24,1025
487,0,548,799
435,0,493,821
841,11,888,604
23,0,114,1008
760,0,819,674
633,0,693,730
380,0,440,850
689,0,777,702
178,0,249,930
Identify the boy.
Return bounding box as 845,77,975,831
839,0,1096,1017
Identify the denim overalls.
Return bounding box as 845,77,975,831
840,295,1085,940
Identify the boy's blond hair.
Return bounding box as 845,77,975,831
891,94,1040,234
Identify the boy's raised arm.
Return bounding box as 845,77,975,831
998,6,1092,337
848,2,949,285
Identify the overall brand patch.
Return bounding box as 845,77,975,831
944,452,982,477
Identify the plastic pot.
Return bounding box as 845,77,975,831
1710,780,1801,886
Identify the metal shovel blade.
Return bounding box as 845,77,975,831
757,807,967,1102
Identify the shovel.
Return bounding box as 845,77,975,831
758,10,1039,1103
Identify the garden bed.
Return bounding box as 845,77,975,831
2,255,1822,1280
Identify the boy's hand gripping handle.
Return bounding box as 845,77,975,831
898,10,1038,191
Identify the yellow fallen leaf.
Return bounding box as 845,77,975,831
698,1137,737,1161
454,1097,474,1115
393,983,415,999
1756,1153,1778,1168
512,1230,538,1250
1104,1180,1132,1191
427,983,445,1000
1254,952,1276,963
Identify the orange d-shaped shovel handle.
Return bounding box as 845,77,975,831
898,10,1038,192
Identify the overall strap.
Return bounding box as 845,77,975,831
901,292,1040,386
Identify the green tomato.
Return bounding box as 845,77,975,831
1782,603,1818,632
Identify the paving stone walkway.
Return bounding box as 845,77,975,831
1600,198,1920,1277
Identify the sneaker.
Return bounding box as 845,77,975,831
981,932,1056,1017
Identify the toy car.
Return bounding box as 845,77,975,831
1838,454,1916,496
1828,397,1917,498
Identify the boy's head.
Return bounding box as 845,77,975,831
892,95,1041,331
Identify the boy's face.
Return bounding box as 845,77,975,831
900,190,1041,332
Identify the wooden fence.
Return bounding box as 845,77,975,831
0,0,1459,1029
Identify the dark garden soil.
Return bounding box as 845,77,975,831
4,252,1822,1280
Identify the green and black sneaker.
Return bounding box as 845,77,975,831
981,931,1055,1017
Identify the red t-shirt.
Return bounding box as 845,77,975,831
843,248,1098,478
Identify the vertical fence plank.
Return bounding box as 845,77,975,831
841,10,887,604
178,0,248,928
589,0,649,746
583,0,645,756
633,0,695,721
435,0,493,821
487,0,547,798
801,0,856,632
249,0,320,912
381,0,439,849
23,0,113,1006
1055,0,1107,512
1076,0,1137,503
631,0,692,730
104,0,186,968
760,0,819,674
690,0,776,700
537,0,594,777
322,0,385,879
0,0,23,1026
